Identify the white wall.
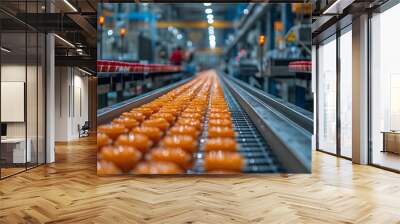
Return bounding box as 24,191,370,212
1,65,40,138
54,67,89,141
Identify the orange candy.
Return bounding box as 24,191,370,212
208,113,231,120
98,124,127,140
209,108,230,113
176,118,202,130
142,103,161,113
208,126,235,138
100,145,142,172
112,117,139,130
131,107,154,118
180,112,203,121
142,118,170,132
204,151,244,172
184,108,205,114
115,133,152,153
150,147,192,169
158,108,180,116
97,160,121,175
208,119,233,128
204,138,237,152
132,126,163,142
97,132,112,150
161,135,197,153
150,113,175,124
168,125,199,138
120,111,145,123
133,161,183,174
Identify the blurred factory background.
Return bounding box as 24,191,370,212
97,3,312,111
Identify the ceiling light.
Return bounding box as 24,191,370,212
54,34,75,48
63,0,78,12
205,8,213,14
243,9,249,15
208,26,214,31
119,27,127,36
207,14,214,20
209,35,216,41
204,3,212,6
208,19,214,24
177,34,183,40
210,41,216,49
107,30,113,36
1,47,11,53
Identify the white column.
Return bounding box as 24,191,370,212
46,33,55,163
352,14,369,164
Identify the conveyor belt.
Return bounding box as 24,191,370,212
223,84,284,173
98,71,310,173
221,73,311,172
190,80,283,173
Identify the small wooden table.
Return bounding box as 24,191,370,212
382,131,400,154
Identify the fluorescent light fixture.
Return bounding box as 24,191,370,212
208,19,214,24
63,0,78,12
209,29,214,35
54,34,75,48
205,8,213,14
78,67,92,76
209,35,216,41
207,14,214,20
208,26,214,31
203,3,212,6
1,47,11,53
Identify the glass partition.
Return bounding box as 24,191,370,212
0,1,46,179
339,27,352,158
370,4,400,171
317,35,337,154
0,31,28,177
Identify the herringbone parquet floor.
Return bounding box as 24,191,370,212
0,136,399,224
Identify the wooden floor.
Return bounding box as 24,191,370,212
0,137,400,224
